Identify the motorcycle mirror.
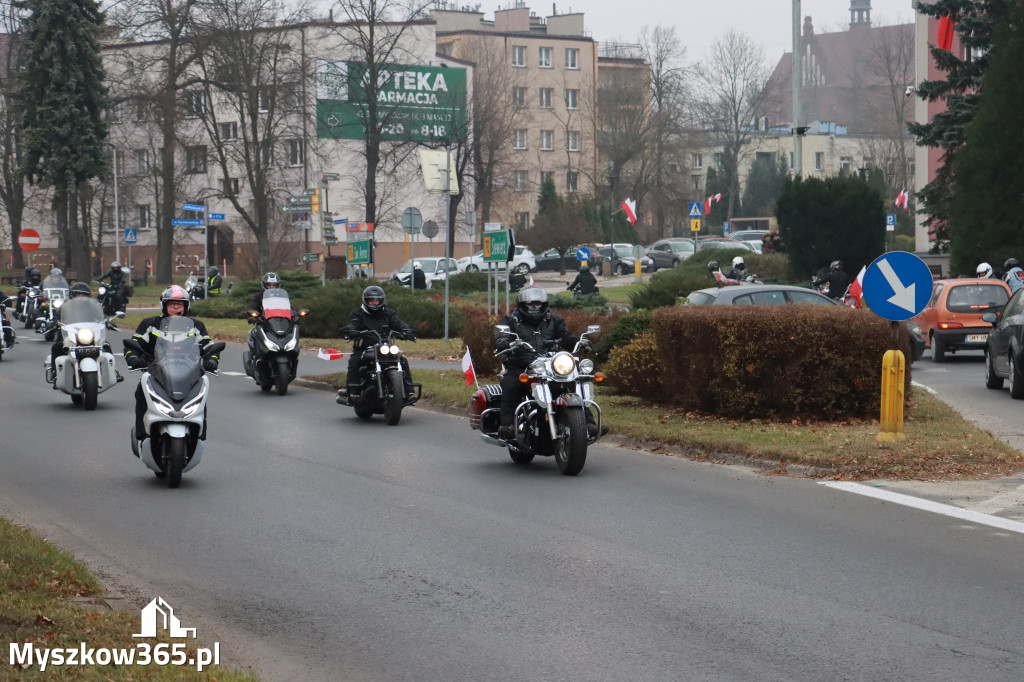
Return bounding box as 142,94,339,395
115,311,125,319
495,324,511,334
203,341,227,356
586,325,601,335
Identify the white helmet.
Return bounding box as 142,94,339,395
413,261,422,270
732,256,745,269
977,262,993,278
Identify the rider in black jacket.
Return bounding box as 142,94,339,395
567,265,598,295
338,285,417,400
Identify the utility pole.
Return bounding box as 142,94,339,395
792,0,803,177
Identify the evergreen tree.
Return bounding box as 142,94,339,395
15,0,108,278
949,2,1024,275
775,175,886,278
908,0,1008,248
741,154,788,218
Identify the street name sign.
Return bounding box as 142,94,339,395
862,251,934,321
184,203,204,212
484,230,511,262
172,219,203,226
301,252,321,263
347,239,372,265
209,213,225,220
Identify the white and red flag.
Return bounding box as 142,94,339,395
317,347,345,360
462,346,477,387
847,266,867,308
895,190,910,211
703,193,722,214
621,198,637,225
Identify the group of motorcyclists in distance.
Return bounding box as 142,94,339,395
977,258,1024,293
708,256,759,286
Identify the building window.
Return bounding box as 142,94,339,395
184,91,205,117
261,140,274,167
514,170,528,192
516,212,530,229
134,98,147,122
692,174,702,190
565,48,579,69
815,152,824,171
540,130,553,150
107,101,124,122
222,177,240,196
565,89,578,110
566,171,578,192
220,122,238,140
288,139,304,166
539,46,552,68
840,156,852,173
512,45,526,67
566,131,580,152
789,152,794,170
258,87,272,112
102,205,126,232
513,129,527,150
541,170,554,185
539,88,552,108
691,153,703,169
135,149,150,174
512,86,526,108
137,204,151,230
185,145,207,173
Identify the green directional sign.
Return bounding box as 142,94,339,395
301,252,321,263
347,239,372,265
483,230,511,263
324,223,338,246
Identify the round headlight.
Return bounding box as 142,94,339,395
580,359,595,373
552,352,575,376
379,345,390,355
389,345,400,355
530,358,546,373
53,299,64,308
76,328,95,345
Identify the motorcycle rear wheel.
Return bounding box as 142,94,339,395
554,409,588,476
165,438,185,488
383,370,404,425
81,372,98,411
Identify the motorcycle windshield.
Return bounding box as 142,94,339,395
262,289,292,319
149,316,203,399
59,298,104,324
43,276,70,299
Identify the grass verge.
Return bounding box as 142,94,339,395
305,369,1024,481
0,517,259,680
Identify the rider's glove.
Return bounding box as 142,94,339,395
403,330,417,341
202,357,219,372
125,354,147,370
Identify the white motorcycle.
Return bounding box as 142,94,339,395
44,297,123,409
124,316,226,488
0,296,17,360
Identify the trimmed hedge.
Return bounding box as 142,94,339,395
607,305,913,420
595,308,653,361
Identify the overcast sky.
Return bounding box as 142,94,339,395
540,0,917,62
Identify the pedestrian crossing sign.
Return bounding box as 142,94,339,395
688,202,703,217
124,228,137,244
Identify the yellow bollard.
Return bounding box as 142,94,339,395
635,260,642,278
877,349,906,442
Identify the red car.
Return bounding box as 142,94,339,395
911,278,1011,362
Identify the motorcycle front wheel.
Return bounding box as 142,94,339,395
275,367,289,396
383,370,404,426
165,437,185,488
554,408,587,476
81,371,98,411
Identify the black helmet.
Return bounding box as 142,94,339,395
110,261,122,270
516,286,548,322
362,285,386,313
70,282,91,298
830,260,843,272
1004,258,1020,271
261,272,281,289
208,266,219,276
579,265,590,273
707,260,720,273
160,285,190,316
30,268,41,280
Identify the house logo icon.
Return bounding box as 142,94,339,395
133,597,197,638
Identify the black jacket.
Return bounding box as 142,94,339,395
341,305,413,351
495,310,574,370
822,269,850,299
568,271,598,295
99,269,125,285
125,315,213,362
412,269,427,289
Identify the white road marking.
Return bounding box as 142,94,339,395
820,481,1024,535
972,484,1024,515
218,371,247,376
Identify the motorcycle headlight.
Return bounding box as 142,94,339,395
530,358,546,374
181,385,207,417
98,286,107,295
53,299,63,309
283,334,298,351
76,328,95,345
389,344,400,355
552,352,575,376
379,344,390,355
260,328,280,352
150,393,175,416
28,290,37,298
580,359,594,373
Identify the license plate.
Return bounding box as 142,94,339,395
966,334,988,343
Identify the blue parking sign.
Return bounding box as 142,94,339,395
862,251,933,321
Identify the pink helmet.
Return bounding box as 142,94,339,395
160,285,190,315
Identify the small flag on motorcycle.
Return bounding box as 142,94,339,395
462,347,477,387
317,347,344,360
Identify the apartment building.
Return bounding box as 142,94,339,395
433,3,598,230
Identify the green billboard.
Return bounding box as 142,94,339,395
316,61,467,142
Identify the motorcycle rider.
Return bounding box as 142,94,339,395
249,271,285,315
1003,258,1024,294
124,285,218,446
976,262,995,279
98,260,130,310
708,261,740,286
48,282,110,379
337,285,417,402
495,286,607,439
725,256,749,282
567,265,598,295
412,262,427,290
15,267,41,316
205,266,223,296
819,260,850,300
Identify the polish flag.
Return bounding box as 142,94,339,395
528,275,535,285
896,189,909,211
462,346,477,387
621,198,637,225
317,347,344,360
848,266,866,308
937,16,955,51
703,193,723,214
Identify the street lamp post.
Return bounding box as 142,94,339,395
111,147,121,265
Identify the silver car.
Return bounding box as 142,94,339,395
646,239,696,270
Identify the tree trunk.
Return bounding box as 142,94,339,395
157,94,177,285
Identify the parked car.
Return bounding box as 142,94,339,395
684,283,841,306
982,287,1024,395
696,236,757,252
535,245,597,272
911,277,1011,362
646,239,696,270
458,244,536,274
597,243,654,275
389,257,460,288
729,230,768,254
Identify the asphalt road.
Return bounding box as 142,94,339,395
2,334,1024,681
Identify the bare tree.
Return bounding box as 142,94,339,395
693,30,775,221
0,6,29,269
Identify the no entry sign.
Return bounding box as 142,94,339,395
18,228,40,252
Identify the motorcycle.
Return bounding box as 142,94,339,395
36,274,70,341
0,297,17,360
97,279,131,316
468,324,604,476
15,284,42,328
124,316,226,488
812,275,857,308
243,288,309,395
44,297,124,409
336,327,421,425
184,272,231,300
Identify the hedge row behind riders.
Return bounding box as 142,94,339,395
124,286,219,447
338,286,418,401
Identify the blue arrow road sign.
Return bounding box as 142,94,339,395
183,203,204,212
172,218,203,226
862,251,934,321
208,213,225,220
576,246,591,262
124,228,137,244
688,201,703,217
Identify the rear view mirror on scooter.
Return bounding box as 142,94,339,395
203,341,227,357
